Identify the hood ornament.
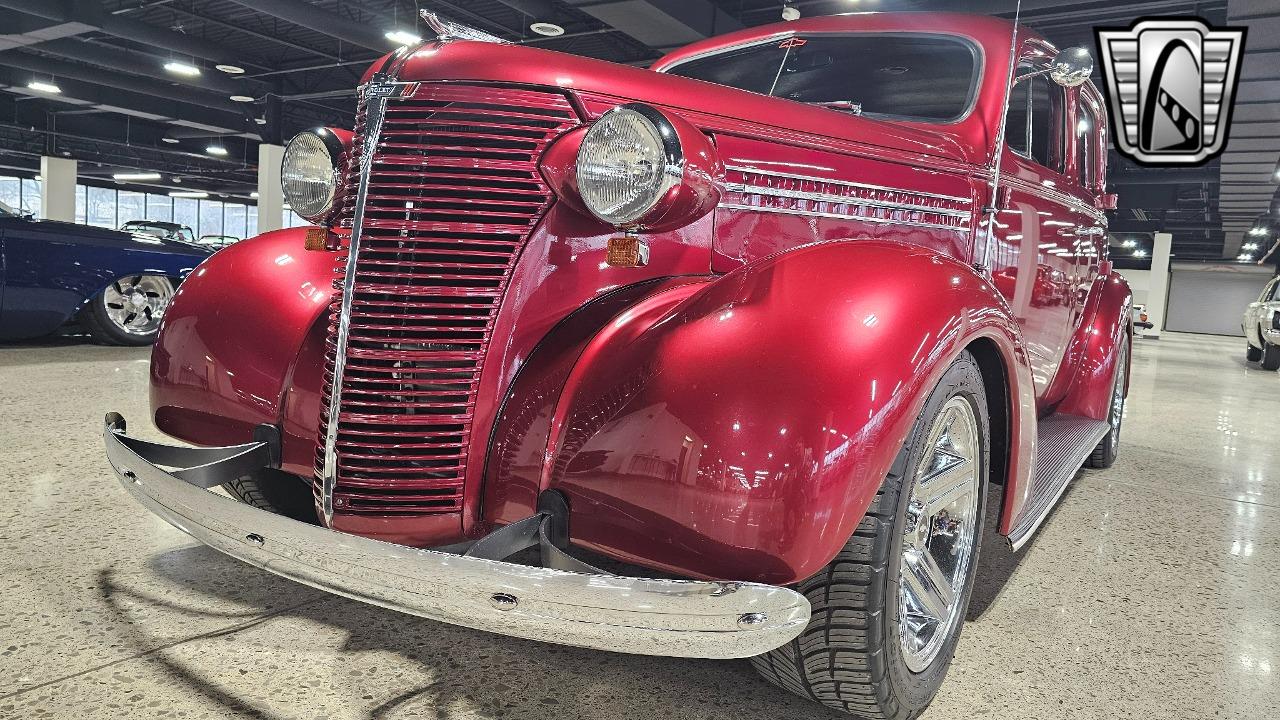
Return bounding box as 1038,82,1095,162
421,11,512,45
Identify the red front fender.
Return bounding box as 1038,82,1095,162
490,241,1036,584
150,228,336,458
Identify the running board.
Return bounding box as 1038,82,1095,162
1007,414,1111,551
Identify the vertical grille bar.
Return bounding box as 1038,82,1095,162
315,83,578,522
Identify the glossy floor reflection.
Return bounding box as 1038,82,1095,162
1,331,1276,719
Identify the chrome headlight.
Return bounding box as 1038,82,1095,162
281,129,343,222
576,104,682,227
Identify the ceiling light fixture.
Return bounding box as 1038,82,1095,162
164,61,201,77
1133,249,1148,258
385,29,422,46
161,137,179,144
113,172,162,181
27,80,61,94
229,95,255,103
530,22,564,36
215,64,245,74
205,145,229,157
169,191,208,198
1249,226,1267,236
781,4,800,20
250,191,259,198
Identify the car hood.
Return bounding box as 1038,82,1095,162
382,40,972,165
3,215,214,257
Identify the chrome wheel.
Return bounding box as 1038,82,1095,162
1108,345,1127,440
102,275,173,336
898,396,980,673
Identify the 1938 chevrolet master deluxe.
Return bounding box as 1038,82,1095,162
105,12,1131,717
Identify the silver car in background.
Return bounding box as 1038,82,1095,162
1244,276,1280,370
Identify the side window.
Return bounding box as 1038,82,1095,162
1029,74,1064,171
1270,279,1280,302
1005,69,1031,157
1004,64,1065,173
1077,101,1099,189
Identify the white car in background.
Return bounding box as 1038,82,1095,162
1244,276,1280,370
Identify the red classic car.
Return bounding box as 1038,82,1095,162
104,11,1131,718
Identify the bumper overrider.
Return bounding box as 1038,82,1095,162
103,414,810,659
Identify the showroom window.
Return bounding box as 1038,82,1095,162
87,186,117,228
118,191,146,226
0,174,256,239
200,199,224,237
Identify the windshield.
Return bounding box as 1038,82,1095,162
0,199,16,216
664,34,979,123
178,227,195,243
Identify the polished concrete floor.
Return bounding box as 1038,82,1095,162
1,331,1276,719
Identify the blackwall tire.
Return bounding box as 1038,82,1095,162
1263,339,1280,372
81,275,174,346
224,468,319,524
1247,343,1262,362
1087,340,1128,469
750,351,989,719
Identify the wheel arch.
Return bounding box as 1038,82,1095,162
524,241,1037,584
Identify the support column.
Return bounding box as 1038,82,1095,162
256,143,284,234
39,156,77,222
1146,231,1173,339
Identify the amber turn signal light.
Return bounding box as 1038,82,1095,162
304,227,336,252
606,235,649,267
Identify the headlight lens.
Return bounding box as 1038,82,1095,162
576,106,677,226
281,131,339,221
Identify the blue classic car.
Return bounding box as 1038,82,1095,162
0,200,212,345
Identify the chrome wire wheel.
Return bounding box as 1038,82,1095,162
898,395,981,673
101,275,173,336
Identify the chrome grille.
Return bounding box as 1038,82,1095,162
315,83,578,517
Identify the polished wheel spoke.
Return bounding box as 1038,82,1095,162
901,544,955,622
100,275,173,336
897,395,980,673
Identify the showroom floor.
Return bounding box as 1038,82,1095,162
0,331,1276,719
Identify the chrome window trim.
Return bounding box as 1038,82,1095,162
720,202,967,232
320,80,400,526
726,164,972,204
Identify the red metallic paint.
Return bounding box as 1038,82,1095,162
533,241,1034,583
151,228,335,452
149,13,1128,577
1055,273,1134,422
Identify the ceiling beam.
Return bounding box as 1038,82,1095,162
4,50,253,117
560,0,743,48
0,0,258,68
225,0,392,52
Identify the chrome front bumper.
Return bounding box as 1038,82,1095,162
104,416,810,659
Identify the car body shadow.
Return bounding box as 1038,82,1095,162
98,546,848,720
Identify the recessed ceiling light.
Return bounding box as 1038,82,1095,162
250,191,259,198
113,172,162,181
161,137,179,144
1133,250,1148,258
254,117,267,125
215,64,245,74
205,145,229,157
169,191,208,198
27,80,61,94
530,22,564,37
172,176,182,183
385,29,422,46
34,175,42,181
164,61,201,77
229,95,255,103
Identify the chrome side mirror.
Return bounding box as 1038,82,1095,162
1050,47,1093,87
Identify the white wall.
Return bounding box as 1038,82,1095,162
1165,263,1273,337
1117,268,1151,307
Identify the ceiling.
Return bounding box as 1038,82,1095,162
0,0,1276,260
